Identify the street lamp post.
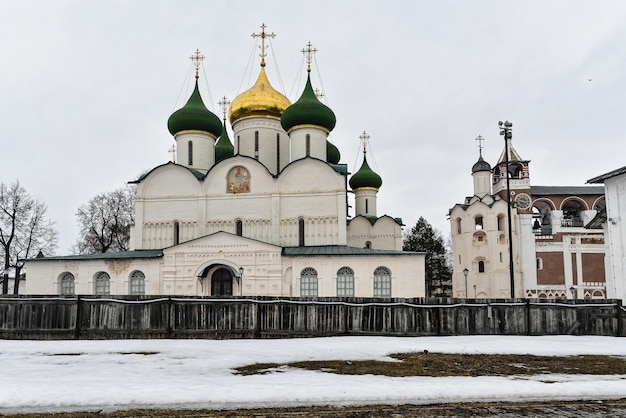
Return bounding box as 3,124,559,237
239,266,244,296
569,286,575,300
499,120,515,298
463,268,469,298
473,284,477,299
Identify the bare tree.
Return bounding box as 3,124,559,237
74,185,135,254
0,181,58,294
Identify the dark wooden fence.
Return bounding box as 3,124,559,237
0,296,623,339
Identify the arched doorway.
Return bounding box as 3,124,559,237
211,268,233,296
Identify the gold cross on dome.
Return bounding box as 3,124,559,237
218,96,231,121
189,49,205,79
251,23,276,67
301,41,318,72
359,131,370,154
475,134,485,156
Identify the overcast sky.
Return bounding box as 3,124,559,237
1,1,625,254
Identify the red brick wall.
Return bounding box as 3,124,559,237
537,252,564,285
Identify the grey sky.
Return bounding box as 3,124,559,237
1,1,625,253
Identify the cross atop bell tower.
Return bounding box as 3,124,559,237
251,23,275,67
476,134,485,157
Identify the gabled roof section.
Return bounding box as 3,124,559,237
449,193,502,214
129,161,205,183
163,230,282,251
25,249,164,262
496,140,528,165
283,245,423,256
587,165,626,184
348,214,403,226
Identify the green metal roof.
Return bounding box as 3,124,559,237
215,121,235,162
327,140,341,165
283,245,423,256
167,80,222,137
281,73,336,133
26,249,164,262
331,163,348,175
349,154,382,190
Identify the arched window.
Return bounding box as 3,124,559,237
59,272,75,296
236,219,243,236
497,214,505,231
298,218,305,246
336,267,354,297
365,241,372,249
373,266,391,297
478,261,485,273
300,267,318,296
562,200,584,227
365,198,369,214
456,218,462,234
475,216,483,230
94,271,110,296
473,231,486,243
305,134,311,156
536,258,543,270
254,131,259,158
130,270,145,296
187,141,193,165
173,221,180,245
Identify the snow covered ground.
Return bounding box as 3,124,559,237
1,336,626,414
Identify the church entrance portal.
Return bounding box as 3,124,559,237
211,268,233,296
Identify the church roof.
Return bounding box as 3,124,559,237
215,121,235,162
587,165,626,184
283,245,423,256
327,140,341,165
530,186,605,196
167,80,222,137
25,249,164,262
281,73,336,133
349,154,382,190
228,66,291,125
471,155,491,173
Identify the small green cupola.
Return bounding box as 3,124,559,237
215,120,235,162
167,79,222,138
350,153,382,190
326,140,341,165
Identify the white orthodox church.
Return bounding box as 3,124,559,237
26,27,425,298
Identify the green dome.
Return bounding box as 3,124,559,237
167,80,222,137
215,121,234,162
326,140,341,164
349,154,382,190
281,74,336,133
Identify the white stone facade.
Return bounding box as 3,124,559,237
26,44,425,298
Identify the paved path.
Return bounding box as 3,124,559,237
8,400,625,417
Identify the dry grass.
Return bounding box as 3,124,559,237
234,352,626,377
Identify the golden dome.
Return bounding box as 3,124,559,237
228,67,291,125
